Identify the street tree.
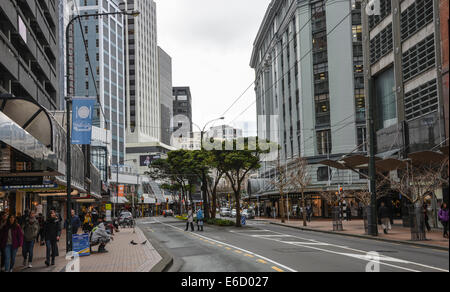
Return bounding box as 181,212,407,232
213,138,268,227
289,157,311,227
270,161,289,223
146,150,197,212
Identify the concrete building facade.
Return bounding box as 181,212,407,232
251,0,367,189
158,47,173,146
173,86,193,139
362,0,446,156
122,0,160,145
0,0,60,110
71,0,126,166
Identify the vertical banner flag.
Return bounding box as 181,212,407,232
71,98,96,145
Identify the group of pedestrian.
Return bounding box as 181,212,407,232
185,207,204,232
0,209,62,272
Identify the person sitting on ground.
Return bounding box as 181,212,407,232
90,215,113,253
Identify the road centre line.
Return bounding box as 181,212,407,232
152,219,298,272
272,266,284,272
232,226,449,272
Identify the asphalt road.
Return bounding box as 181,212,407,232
138,217,449,273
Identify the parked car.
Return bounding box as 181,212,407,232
220,208,231,217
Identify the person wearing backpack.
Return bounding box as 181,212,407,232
197,208,204,232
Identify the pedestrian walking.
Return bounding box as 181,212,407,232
43,210,61,266
65,209,81,235
378,202,392,234
438,203,449,239
422,203,432,232
0,211,7,272
197,208,204,232
0,215,24,272
37,213,45,245
307,205,313,222
346,205,352,221
21,211,39,268
185,207,194,232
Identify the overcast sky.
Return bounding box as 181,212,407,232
155,0,272,136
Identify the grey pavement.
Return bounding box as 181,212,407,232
138,217,449,273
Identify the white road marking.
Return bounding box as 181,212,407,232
151,219,298,272
232,225,449,272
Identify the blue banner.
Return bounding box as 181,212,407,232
71,98,96,145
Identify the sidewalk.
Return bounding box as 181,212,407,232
12,226,162,272
254,217,449,249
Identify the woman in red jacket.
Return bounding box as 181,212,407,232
0,215,24,272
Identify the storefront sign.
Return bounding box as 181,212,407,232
1,176,58,191
71,98,96,145
105,204,112,211
0,176,43,186
118,185,125,197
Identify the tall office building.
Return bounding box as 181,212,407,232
362,0,446,156
121,0,160,144
122,1,176,175
70,0,126,166
251,0,366,187
173,86,193,137
158,46,174,146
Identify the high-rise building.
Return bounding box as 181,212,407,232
71,0,126,166
173,86,193,137
362,0,446,156
158,47,174,146
122,0,160,144
122,1,176,176
251,0,366,190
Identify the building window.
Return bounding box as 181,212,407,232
374,66,397,130
317,167,330,182
316,130,332,155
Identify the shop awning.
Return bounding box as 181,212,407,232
375,158,406,172
317,159,348,170
0,94,53,149
408,151,447,164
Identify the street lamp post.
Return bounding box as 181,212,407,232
192,117,225,219
65,9,139,252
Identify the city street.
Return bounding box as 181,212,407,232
139,217,449,273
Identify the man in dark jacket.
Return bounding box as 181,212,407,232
65,209,81,236
378,202,391,234
44,210,61,266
